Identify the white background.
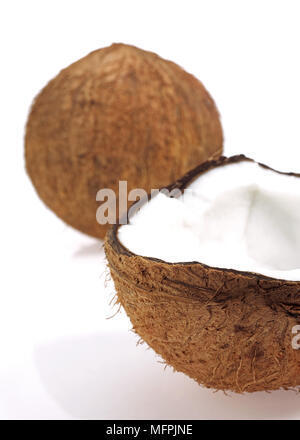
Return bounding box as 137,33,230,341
1,0,300,420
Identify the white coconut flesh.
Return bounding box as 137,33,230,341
118,160,300,281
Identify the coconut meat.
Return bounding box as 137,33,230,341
118,160,300,281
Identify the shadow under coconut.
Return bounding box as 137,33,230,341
34,331,300,420
72,240,104,259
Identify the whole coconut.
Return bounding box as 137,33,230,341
25,43,223,238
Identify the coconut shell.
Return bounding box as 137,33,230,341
105,155,300,393
25,43,223,239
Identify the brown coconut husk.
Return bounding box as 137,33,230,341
105,155,300,393
25,43,223,239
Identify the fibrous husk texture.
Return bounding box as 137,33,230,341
105,156,300,393
25,43,223,239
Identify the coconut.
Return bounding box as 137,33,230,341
105,155,300,393
25,43,223,239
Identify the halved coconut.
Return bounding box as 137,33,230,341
105,155,300,393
